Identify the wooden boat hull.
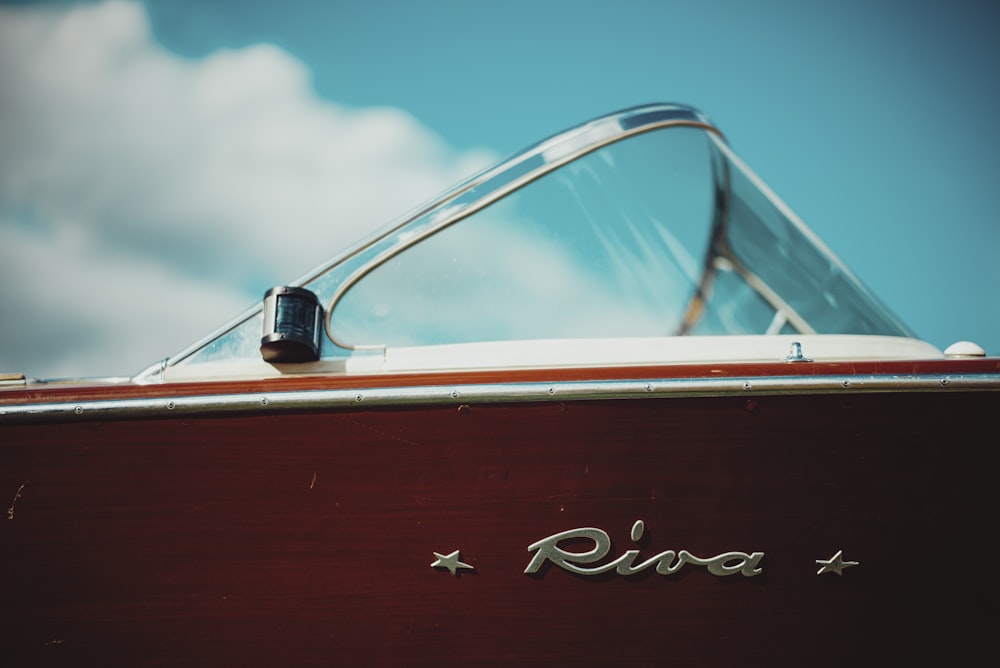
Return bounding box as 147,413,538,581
2,376,996,665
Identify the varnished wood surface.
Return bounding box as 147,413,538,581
1,389,996,666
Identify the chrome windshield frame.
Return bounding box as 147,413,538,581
149,102,915,380
155,104,721,371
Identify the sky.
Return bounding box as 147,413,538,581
0,0,997,379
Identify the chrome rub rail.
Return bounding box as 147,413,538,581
1,374,997,424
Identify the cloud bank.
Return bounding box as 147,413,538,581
0,0,493,378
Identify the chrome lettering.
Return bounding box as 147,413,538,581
524,520,764,578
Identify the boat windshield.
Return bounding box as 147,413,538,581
169,104,911,370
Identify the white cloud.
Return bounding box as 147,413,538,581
0,218,252,379
0,1,494,378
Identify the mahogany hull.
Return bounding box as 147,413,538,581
2,387,997,666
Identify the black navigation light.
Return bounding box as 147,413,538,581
260,286,322,363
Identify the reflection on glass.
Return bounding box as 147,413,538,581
331,128,717,347
719,145,909,336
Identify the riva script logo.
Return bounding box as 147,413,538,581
524,520,764,577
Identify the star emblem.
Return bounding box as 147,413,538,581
430,550,474,576
816,549,859,576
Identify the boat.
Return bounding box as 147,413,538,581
2,103,997,666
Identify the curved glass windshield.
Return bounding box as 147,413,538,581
328,124,910,348
331,127,718,346
168,104,913,373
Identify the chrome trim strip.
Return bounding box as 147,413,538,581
2,374,997,424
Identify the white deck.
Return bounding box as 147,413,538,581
160,334,943,383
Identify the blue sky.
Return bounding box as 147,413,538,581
1,0,997,378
